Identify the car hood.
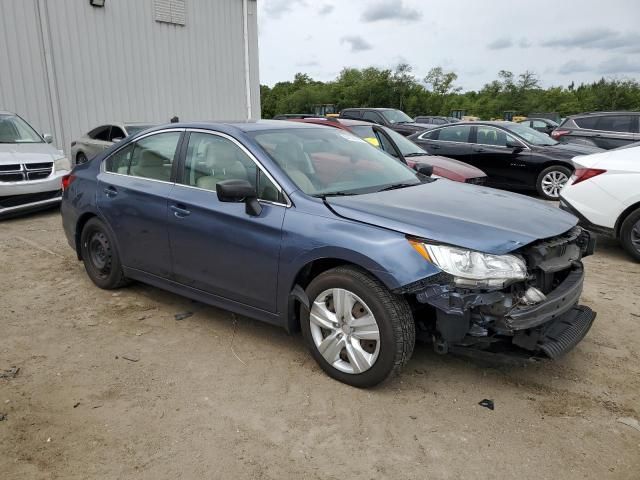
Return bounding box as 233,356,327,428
326,181,577,255
406,154,486,182
538,143,603,157
0,143,64,165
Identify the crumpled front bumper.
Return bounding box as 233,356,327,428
414,263,596,359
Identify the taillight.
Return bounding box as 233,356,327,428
571,168,606,185
551,129,570,139
61,174,76,190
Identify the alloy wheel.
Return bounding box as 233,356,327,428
541,170,569,199
309,288,380,374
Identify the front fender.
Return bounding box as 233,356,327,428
277,200,442,322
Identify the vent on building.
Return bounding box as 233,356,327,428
154,0,186,26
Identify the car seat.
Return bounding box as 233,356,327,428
196,141,248,191
273,142,315,193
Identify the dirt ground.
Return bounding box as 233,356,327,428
1,208,639,480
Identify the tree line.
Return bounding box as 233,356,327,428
260,64,640,120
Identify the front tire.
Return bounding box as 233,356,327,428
537,165,571,200
80,218,129,289
620,208,640,261
301,266,415,388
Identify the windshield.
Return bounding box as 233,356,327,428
502,122,557,146
250,127,422,196
0,114,43,143
125,125,154,136
380,110,413,124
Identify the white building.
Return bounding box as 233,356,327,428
0,0,260,155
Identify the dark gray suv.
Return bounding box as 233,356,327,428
552,112,640,150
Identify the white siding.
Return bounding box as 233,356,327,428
0,0,260,158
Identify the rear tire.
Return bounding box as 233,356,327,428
80,218,129,289
619,208,640,261
536,165,571,200
301,266,415,388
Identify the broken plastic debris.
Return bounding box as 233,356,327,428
478,399,495,411
0,367,20,379
617,417,640,432
174,312,193,321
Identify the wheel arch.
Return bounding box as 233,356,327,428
615,201,640,238
285,257,392,334
75,212,98,260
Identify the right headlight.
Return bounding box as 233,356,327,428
409,240,527,289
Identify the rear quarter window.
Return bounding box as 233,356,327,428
574,117,599,129
595,115,634,133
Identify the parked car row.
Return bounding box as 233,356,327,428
409,121,602,200
60,120,598,387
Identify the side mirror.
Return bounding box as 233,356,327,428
413,163,433,177
216,179,262,216
43,133,53,144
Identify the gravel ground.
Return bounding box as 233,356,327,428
1,208,639,480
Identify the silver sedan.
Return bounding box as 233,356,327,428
71,122,154,164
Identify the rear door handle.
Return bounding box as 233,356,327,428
428,144,441,150
473,147,485,152
170,204,191,218
103,186,118,197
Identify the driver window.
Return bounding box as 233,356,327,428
363,112,382,124
182,132,282,203
476,127,517,147
374,130,398,157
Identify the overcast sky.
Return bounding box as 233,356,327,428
257,0,640,91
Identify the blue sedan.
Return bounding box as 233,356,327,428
61,121,596,387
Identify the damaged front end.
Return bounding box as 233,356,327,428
403,227,597,361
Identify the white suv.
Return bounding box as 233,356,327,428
560,143,640,260
0,111,71,218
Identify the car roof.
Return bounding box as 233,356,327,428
569,111,640,117
342,107,395,111
291,118,374,128
145,120,325,133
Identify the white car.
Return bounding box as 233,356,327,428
560,143,640,260
71,122,154,165
0,111,71,218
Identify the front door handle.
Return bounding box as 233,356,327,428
170,204,191,218
103,186,118,197
473,147,485,152
429,144,441,150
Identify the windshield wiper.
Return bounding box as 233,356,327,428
377,182,419,192
315,191,358,198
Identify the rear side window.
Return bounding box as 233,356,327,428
129,132,181,182
595,115,634,133
110,127,126,141
439,125,472,143
574,117,598,129
89,125,111,141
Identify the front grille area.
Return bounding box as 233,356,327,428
0,162,53,182
518,227,585,294
0,189,62,209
